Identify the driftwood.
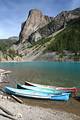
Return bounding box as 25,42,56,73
2,89,23,104
11,95,23,104
0,105,14,116
0,81,9,84
0,113,17,120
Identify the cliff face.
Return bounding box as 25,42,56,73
19,9,53,43
54,8,80,29
19,8,80,44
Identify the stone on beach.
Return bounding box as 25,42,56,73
0,97,80,120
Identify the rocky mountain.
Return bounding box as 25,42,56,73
8,36,19,41
0,8,80,62
33,18,80,61
18,8,80,44
19,9,53,43
46,18,80,53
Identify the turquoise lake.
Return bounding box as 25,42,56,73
0,61,80,115
0,61,80,87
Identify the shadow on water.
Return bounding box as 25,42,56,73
74,96,80,102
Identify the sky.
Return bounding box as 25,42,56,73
0,0,80,39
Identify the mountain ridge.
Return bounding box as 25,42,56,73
18,7,80,44
0,7,80,61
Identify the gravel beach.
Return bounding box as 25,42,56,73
0,95,80,120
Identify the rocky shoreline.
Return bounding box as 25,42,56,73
0,57,80,62
0,51,80,62
0,95,80,120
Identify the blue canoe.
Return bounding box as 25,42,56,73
17,83,66,95
4,86,71,101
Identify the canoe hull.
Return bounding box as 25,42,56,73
4,86,70,101
25,81,78,93
17,83,64,95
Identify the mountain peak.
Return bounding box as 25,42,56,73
19,9,53,43
28,9,43,19
29,9,42,14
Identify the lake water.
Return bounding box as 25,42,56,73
0,61,80,115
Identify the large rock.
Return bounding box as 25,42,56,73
54,8,80,29
19,9,53,43
28,8,80,43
